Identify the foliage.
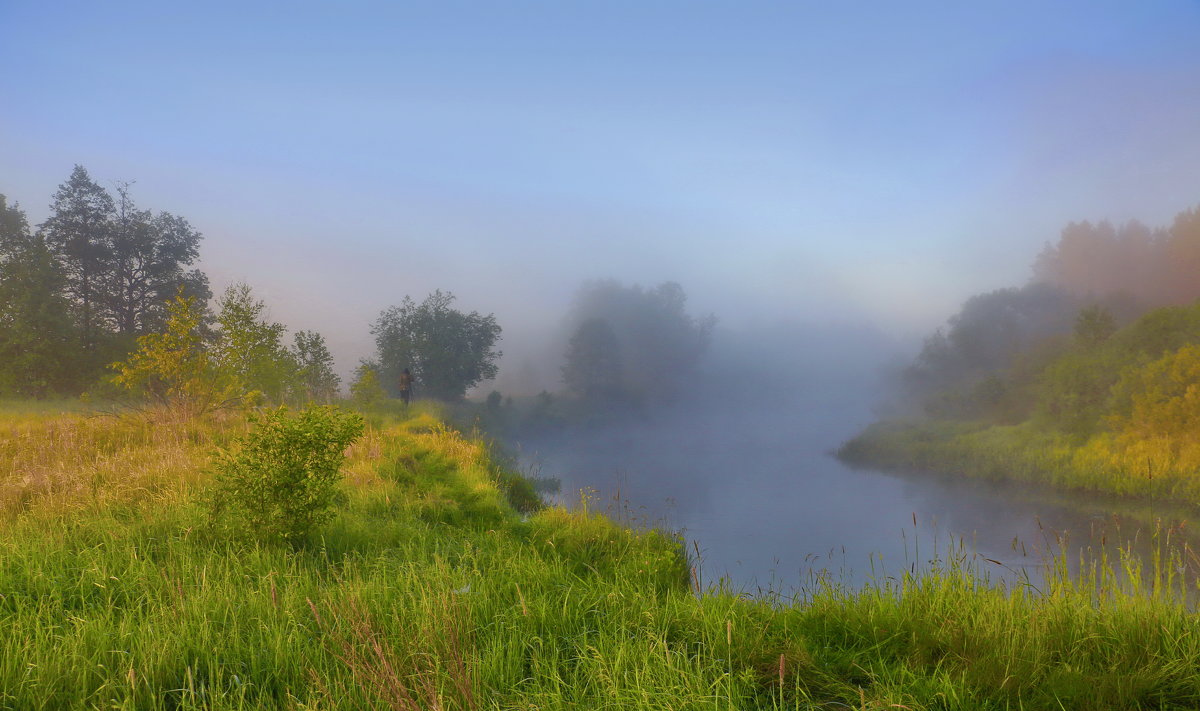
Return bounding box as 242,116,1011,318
209,405,364,542
565,280,714,403
903,283,1082,401
350,363,386,407
1035,349,1121,438
1073,304,1117,347
1111,344,1200,441
370,290,502,401
0,196,79,397
39,166,210,345
1032,210,1200,308
561,317,623,400
874,201,1200,498
213,282,298,403
110,292,238,418
104,181,210,335
38,165,115,350
855,295,1200,504
292,329,341,401
0,167,211,395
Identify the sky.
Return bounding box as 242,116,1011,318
3,1,1200,389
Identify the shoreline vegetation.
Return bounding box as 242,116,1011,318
839,208,1200,521
3,401,1200,709
837,418,1200,509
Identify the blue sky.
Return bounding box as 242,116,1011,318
3,1,1200,386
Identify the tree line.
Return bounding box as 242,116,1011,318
893,201,1200,450
1,166,209,396
2,166,717,412
902,202,1200,416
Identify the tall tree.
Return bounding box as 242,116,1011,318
104,182,210,336
0,196,78,396
561,317,622,400
566,280,714,403
370,290,502,401
292,330,340,402
39,165,114,351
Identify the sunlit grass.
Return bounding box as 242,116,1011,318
1,403,1200,708
840,418,1200,507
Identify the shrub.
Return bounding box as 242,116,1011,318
350,365,386,408
210,405,364,542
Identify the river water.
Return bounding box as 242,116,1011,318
513,370,1200,595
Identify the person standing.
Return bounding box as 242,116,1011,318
399,368,414,405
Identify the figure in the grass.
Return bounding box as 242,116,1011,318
398,368,414,405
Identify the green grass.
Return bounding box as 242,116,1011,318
838,418,1200,509
2,405,1200,708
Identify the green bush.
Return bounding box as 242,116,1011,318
210,405,364,542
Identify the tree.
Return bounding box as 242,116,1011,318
0,196,79,396
110,292,237,418
292,330,340,402
1074,305,1117,348
370,290,502,401
561,317,622,400
37,167,212,390
103,182,210,336
39,165,114,351
213,283,298,403
902,283,1082,401
349,362,385,407
1111,344,1200,441
566,280,714,403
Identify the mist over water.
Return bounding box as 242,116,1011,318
514,330,1198,594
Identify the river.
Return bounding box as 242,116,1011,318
513,366,1200,596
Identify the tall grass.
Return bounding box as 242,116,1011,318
839,419,1200,507
2,404,1200,708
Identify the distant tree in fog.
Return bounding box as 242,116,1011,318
905,283,1079,392
292,330,340,402
561,317,622,400
370,290,502,401
566,280,714,403
350,362,385,407
1074,305,1117,348
1031,208,1200,308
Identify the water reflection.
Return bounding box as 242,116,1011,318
514,381,1200,596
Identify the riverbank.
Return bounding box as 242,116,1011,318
3,402,1200,708
838,418,1200,508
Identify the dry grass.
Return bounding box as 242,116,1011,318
309,592,477,711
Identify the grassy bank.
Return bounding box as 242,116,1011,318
2,403,1200,708
839,418,1200,508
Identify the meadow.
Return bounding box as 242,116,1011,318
2,401,1200,709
